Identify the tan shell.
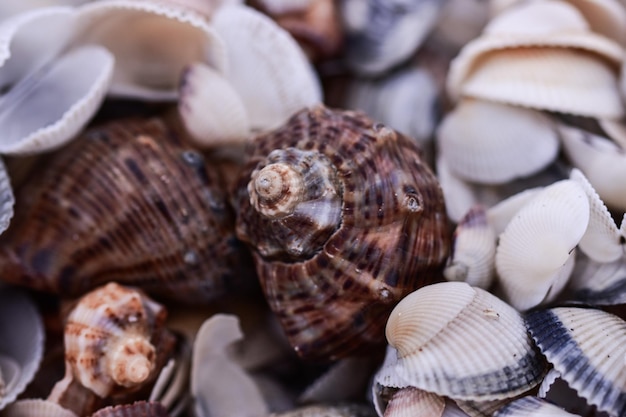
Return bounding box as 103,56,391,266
384,388,445,417
385,282,546,401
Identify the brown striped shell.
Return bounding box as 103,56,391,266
233,105,450,361
0,117,251,303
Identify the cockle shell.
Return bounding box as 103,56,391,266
234,105,450,361
485,187,543,237
385,282,546,401
436,98,560,184
494,179,589,311
566,254,626,305
0,117,250,303
493,396,579,416
526,307,626,416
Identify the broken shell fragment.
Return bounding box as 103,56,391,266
495,179,589,311
385,282,546,401
526,307,626,416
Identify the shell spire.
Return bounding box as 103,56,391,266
234,105,450,361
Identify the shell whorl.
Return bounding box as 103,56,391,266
64,283,165,398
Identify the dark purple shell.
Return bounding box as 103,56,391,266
0,118,251,303
234,105,450,361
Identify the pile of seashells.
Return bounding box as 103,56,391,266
0,0,625,416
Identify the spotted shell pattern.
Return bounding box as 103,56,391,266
234,105,450,361
0,118,250,303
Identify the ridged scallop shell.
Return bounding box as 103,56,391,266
0,158,14,237
485,187,543,237
0,118,250,303
178,61,251,148
537,369,598,416
74,0,226,101
566,255,626,305
444,206,496,290
0,288,45,411
559,123,626,211
493,396,579,416
340,0,444,75
234,105,450,361
437,98,559,184
0,399,77,417
447,0,624,101
90,401,170,417
526,307,626,416
383,388,445,417
495,179,589,311
211,4,322,132
457,47,624,118
385,282,546,401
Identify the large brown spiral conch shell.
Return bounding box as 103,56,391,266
233,105,450,361
0,117,251,303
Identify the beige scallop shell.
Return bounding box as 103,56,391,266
444,206,497,290
447,0,624,101
437,98,559,184
384,388,445,417
457,47,624,118
569,168,624,263
559,123,626,210
0,399,77,417
211,4,322,132
385,282,545,401
178,61,251,148
494,396,580,416
526,307,626,416
495,179,589,311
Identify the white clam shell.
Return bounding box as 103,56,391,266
486,187,543,237
178,62,251,148
436,155,479,224
495,179,589,311
448,0,624,101
444,206,497,290
526,307,626,417
0,45,114,155
559,123,626,211
567,255,626,305
598,118,626,150
0,399,78,417
437,98,559,184
385,282,545,401
493,396,580,416
566,0,626,44
75,0,226,101
457,47,624,118
383,388,445,417
570,168,624,263
0,158,14,236
0,288,45,410
212,4,322,132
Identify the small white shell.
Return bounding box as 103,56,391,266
384,388,445,417
0,399,78,417
178,61,250,148
436,155,480,224
444,206,497,290
486,187,543,237
0,158,14,236
598,118,626,150
526,307,626,417
212,4,322,132
559,123,626,211
566,0,626,44
567,255,626,305
495,179,589,310
437,98,559,184
493,396,580,416
385,282,546,401
458,47,624,118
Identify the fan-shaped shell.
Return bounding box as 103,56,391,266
486,187,543,237
234,105,450,361
495,179,589,311
494,396,579,416
385,282,546,401
526,307,626,416
566,255,626,305
436,98,559,184
457,47,624,118
0,117,250,303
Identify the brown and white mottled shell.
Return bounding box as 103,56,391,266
62,283,166,398
0,117,251,303
233,105,450,361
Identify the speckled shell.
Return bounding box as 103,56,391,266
234,105,450,361
0,117,250,303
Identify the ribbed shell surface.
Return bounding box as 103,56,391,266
0,118,247,303
234,105,450,361
90,401,170,417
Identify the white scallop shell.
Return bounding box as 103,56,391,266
495,179,590,311
565,0,626,44
0,399,78,417
598,118,626,150
436,156,479,224
559,123,626,210
384,388,445,417
211,4,322,132
486,187,543,237
447,0,624,101
0,45,114,155
494,396,580,416
0,158,14,236
569,168,624,263
74,0,226,101
437,98,559,184
567,255,626,305
178,61,250,148
0,288,45,410
457,47,624,118
385,282,546,401
526,307,626,417
444,206,497,290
